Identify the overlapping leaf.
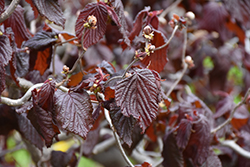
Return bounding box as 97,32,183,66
115,68,160,132
0,65,6,97
176,119,193,150
17,113,44,150
201,149,222,167
3,5,31,47
0,34,12,66
0,1,4,16
24,31,58,50
50,150,77,167
141,29,168,73
75,2,108,49
104,99,137,146
29,0,65,27
110,0,130,47
183,115,211,166
54,89,94,139
27,82,59,147
162,131,184,167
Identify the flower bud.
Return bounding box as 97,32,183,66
87,15,97,27
143,25,152,35
185,55,194,68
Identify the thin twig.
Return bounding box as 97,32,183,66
211,88,250,134
68,50,86,74
104,108,135,167
220,140,250,159
166,28,188,97
159,0,182,19
1,79,69,107
154,25,179,51
0,0,21,23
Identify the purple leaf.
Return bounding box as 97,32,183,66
201,149,222,167
110,0,130,47
27,104,59,147
104,99,137,147
24,31,58,50
0,34,12,66
75,2,108,49
17,113,44,150
115,68,160,132
183,115,211,166
54,90,94,139
0,65,6,96
141,29,168,73
31,0,65,28
162,131,184,167
16,101,33,114
176,119,193,150
0,1,4,15
3,5,31,47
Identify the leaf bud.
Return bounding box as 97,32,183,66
62,65,70,74
184,55,194,68
185,11,195,20
143,25,154,40
143,25,152,35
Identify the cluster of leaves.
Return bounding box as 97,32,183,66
1,0,250,167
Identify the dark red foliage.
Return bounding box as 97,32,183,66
29,0,65,28
115,68,160,132
3,5,31,48
54,89,94,139
0,1,4,15
162,131,184,167
75,2,108,49
141,29,168,73
104,99,137,146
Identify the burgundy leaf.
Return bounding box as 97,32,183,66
115,68,160,132
31,0,65,28
97,60,116,75
24,31,58,50
141,29,168,73
106,5,120,26
16,101,33,114
75,2,108,49
0,104,18,136
183,115,211,166
201,149,222,167
3,5,31,48
0,34,12,66
128,7,150,43
176,119,193,150
37,79,56,112
50,150,77,167
199,2,230,41
231,105,250,130
54,90,94,139
104,99,137,147
0,1,4,15
224,0,250,29
213,95,235,119
17,113,44,150
27,104,60,147
110,0,130,47
15,51,29,77
29,47,53,75
162,131,184,167
0,65,6,96
5,27,20,87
